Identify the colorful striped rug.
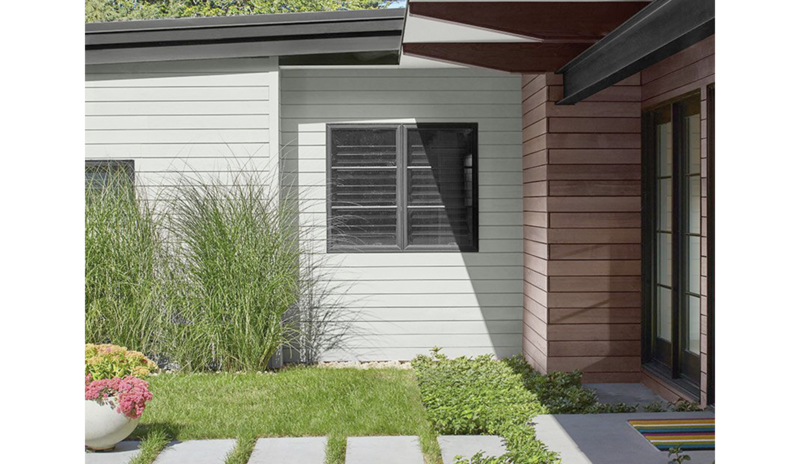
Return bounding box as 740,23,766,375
628,418,715,451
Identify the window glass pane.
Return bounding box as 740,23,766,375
687,295,701,354
331,129,397,167
685,106,701,175
657,286,672,340
407,127,475,249
85,161,133,191
331,169,396,207
330,208,397,248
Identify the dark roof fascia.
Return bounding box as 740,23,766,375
86,8,405,65
556,0,714,105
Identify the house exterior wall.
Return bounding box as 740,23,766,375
520,35,714,403
639,35,714,407
520,73,643,383
85,58,281,197
280,68,524,361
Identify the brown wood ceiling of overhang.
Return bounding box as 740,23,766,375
404,1,649,72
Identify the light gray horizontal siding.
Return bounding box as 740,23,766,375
85,58,279,199
281,68,523,361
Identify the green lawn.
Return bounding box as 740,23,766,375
133,367,441,464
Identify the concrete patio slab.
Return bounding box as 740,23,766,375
346,436,424,464
438,435,507,464
249,437,327,464
154,439,236,464
584,383,668,408
85,441,141,464
533,412,715,464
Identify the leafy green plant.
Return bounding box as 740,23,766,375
670,400,703,412
85,344,158,380
668,445,691,464
643,401,667,412
502,355,636,414
85,0,392,23
412,349,559,464
454,451,513,464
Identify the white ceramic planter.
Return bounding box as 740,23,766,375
85,398,139,451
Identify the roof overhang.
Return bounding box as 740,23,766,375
557,0,715,104
85,8,405,66
400,1,651,72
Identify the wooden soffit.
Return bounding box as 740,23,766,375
403,42,591,73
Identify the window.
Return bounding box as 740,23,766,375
643,93,702,393
327,124,478,252
85,160,134,191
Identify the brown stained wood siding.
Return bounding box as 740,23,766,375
521,35,715,397
521,72,643,382
640,35,714,407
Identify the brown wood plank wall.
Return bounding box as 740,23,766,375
521,73,643,383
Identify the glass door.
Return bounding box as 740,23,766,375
643,94,702,390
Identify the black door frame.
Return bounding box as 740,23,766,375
642,91,703,398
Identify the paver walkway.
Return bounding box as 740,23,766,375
533,412,715,464
345,436,424,464
85,441,141,464
438,435,507,463
154,439,236,464
249,437,327,464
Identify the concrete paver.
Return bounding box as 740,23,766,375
154,439,236,464
584,383,669,408
248,437,327,464
346,436,424,464
85,441,141,464
533,412,715,464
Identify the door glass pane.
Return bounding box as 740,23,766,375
687,295,701,354
689,176,701,234
658,179,672,230
657,287,672,340
689,236,701,295
657,233,672,286
657,121,673,177
687,113,701,175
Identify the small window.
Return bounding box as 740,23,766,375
328,124,478,252
85,160,134,191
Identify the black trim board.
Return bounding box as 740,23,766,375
556,0,714,105
86,9,405,65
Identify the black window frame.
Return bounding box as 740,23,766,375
85,159,135,191
326,123,479,253
642,91,703,398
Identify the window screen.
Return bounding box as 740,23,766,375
328,124,477,252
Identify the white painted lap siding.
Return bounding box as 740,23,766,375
281,68,524,361
85,58,280,199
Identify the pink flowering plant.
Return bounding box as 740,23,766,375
85,344,157,419
85,374,154,419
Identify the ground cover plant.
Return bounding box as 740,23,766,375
133,367,441,464
412,349,637,464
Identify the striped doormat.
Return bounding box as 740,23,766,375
628,418,715,451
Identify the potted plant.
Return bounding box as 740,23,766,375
85,344,157,451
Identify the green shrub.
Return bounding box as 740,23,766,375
503,355,636,414
412,349,559,463
85,343,158,380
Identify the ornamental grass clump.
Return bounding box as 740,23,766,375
85,171,166,355
162,173,303,372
